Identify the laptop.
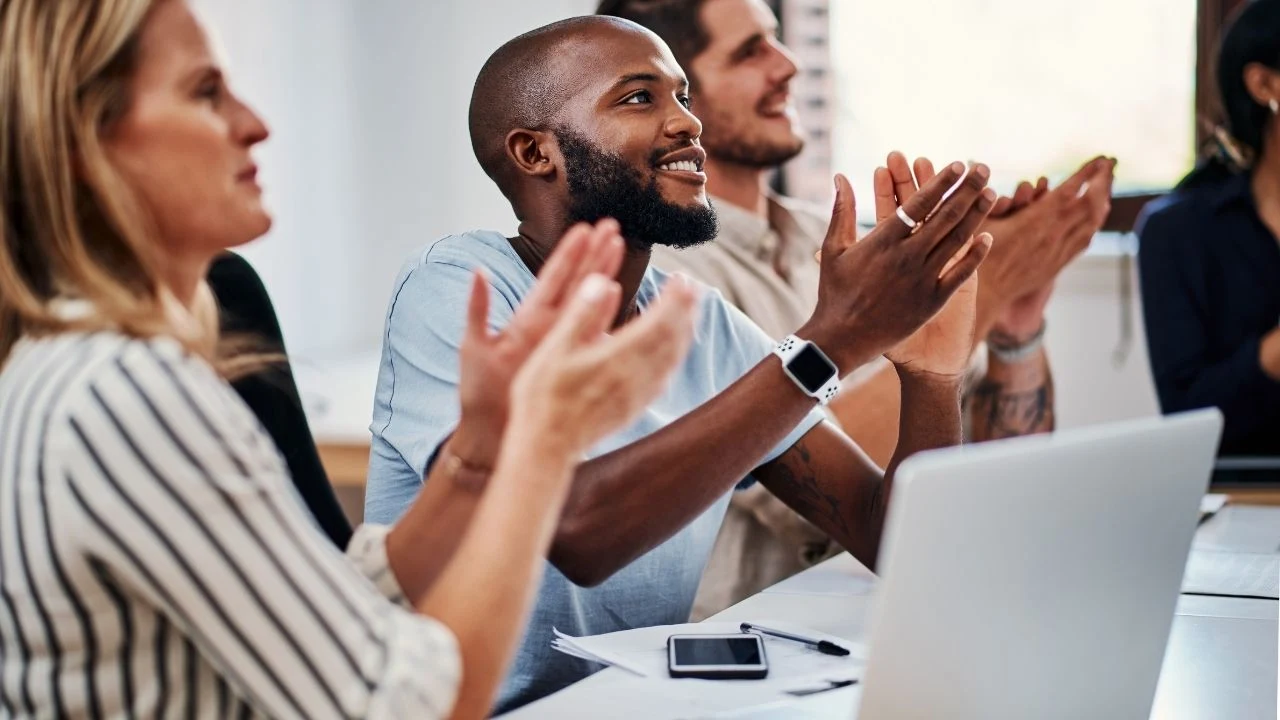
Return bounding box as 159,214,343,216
724,409,1223,720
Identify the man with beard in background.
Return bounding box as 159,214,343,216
600,0,1117,619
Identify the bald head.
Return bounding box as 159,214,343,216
466,14,712,250
468,15,666,199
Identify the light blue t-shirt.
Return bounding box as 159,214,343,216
364,230,825,712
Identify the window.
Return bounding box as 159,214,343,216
826,0,1200,226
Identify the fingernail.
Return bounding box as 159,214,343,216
949,161,965,174
578,274,610,302
670,273,701,303
973,164,990,180
981,188,997,204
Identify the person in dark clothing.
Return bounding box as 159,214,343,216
1137,0,1280,462
207,252,355,547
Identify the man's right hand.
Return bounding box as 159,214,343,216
509,273,699,464
799,162,996,374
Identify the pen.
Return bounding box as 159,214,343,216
787,679,859,697
739,622,851,657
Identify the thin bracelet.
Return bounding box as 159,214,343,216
441,450,491,492
987,323,1047,364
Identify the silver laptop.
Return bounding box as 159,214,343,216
727,409,1223,720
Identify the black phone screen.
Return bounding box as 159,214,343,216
671,637,763,666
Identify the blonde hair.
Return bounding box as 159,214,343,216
0,0,223,367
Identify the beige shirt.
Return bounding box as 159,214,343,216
653,193,839,620
655,193,826,340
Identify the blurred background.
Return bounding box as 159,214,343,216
187,0,1241,512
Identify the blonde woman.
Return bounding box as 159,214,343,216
0,1,698,718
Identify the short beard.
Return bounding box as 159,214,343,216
703,132,805,168
556,129,718,252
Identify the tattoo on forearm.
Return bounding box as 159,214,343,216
766,440,852,540
967,379,1056,439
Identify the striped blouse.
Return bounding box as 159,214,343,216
0,329,460,719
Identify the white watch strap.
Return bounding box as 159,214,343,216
815,375,841,405
773,334,841,405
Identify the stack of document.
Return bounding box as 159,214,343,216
551,620,865,695
552,628,651,677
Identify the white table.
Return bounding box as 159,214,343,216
504,505,1279,719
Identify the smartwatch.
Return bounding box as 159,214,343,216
773,334,841,405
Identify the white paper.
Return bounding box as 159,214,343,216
549,620,866,693
496,671,800,719
1181,549,1279,599
703,685,862,719
552,628,649,677
1200,494,1228,521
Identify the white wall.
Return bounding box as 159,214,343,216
191,0,357,355
347,0,598,356
1046,251,1161,429
192,0,595,357
192,0,1161,432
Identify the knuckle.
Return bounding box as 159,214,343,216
934,203,965,226
894,250,915,272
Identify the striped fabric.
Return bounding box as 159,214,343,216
0,330,459,719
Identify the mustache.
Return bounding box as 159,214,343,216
647,142,699,166
757,84,792,110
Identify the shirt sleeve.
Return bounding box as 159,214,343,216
55,340,461,720
1138,210,1280,445
345,524,414,611
698,285,827,471
365,256,514,525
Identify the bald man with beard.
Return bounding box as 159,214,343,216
364,16,998,711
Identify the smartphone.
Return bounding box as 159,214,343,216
667,633,769,679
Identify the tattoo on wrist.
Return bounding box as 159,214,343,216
967,379,1055,439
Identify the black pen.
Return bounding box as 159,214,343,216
740,622,851,657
